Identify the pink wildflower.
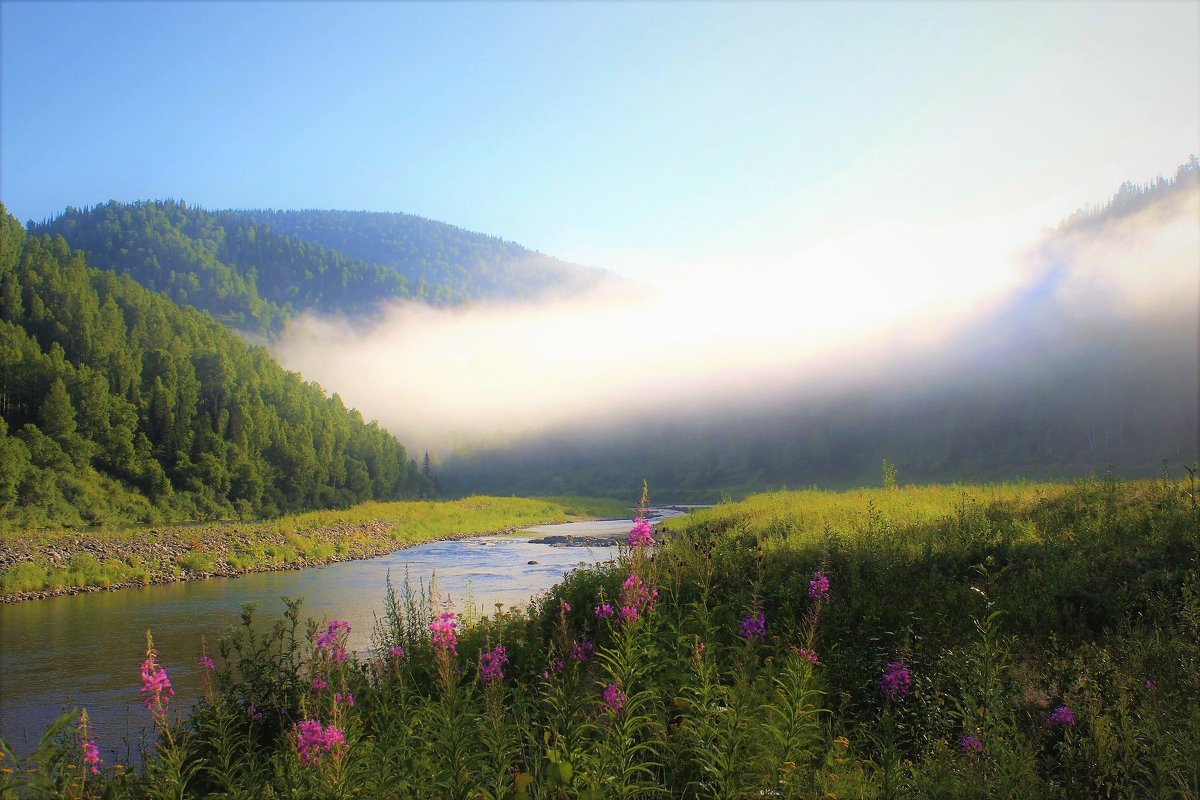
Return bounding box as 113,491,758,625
570,640,595,662
960,735,983,754
388,645,406,660
627,518,653,548
798,647,820,665
197,655,215,671
617,574,658,623
311,677,328,691
139,641,174,716
316,620,351,663
295,719,347,765
878,662,911,702
594,602,615,619
334,692,354,708
430,612,458,657
740,612,766,640
77,710,101,776
808,571,830,602
479,644,510,687
560,599,572,614
602,683,627,715
541,659,565,681
246,703,263,720
1047,706,1076,727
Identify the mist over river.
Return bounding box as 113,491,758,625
0,516,676,761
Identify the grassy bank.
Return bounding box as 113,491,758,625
0,495,631,602
2,473,1197,798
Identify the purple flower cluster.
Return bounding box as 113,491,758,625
81,737,101,775
334,692,354,708
139,651,174,714
295,719,346,765
570,639,595,662
808,571,830,602
798,647,820,665
595,602,615,619
430,612,459,658
541,659,565,680
602,683,627,715
627,518,654,548
740,612,766,641
388,645,406,660
618,574,658,623
960,735,983,754
197,655,215,672
311,677,328,691
479,644,510,687
878,662,911,702
1047,705,1076,727
316,620,351,663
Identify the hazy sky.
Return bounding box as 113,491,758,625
2,1,1197,282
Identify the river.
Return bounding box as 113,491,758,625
0,514,669,761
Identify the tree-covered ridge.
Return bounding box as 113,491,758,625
234,208,610,304
29,200,415,334
0,205,433,527
1057,155,1198,232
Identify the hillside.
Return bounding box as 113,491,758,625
234,208,609,304
442,163,1200,499
0,205,433,527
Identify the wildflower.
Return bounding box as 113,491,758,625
627,518,654,548
311,677,328,691
594,602,615,619
388,645,406,660
197,655,215,671
740,612,766,641
602,682,627,715
295,719,347,765
1047,705,1076,727
246,703,263,720
541,659,565,680
479,644,510,687
316,620,351,663
430,612,458,657
617,574,658,623
959,735,983,754
1145,679,1156,691
878,662,911,702
798,647,820,665
570,640,595,662
139,635,174,716
809,571,830,602
77,709,101,776
334,692,354,708
560,599,572,614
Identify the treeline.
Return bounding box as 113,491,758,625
236,208,609,304
0,205,433,527
29,201,416,335
1058,155,1198,231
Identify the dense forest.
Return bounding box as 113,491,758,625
235,208,609,304
442,162,1200,500
0,205,433,527
30,203,609,336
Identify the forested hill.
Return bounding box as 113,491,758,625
0,205,433,527
29,201,415,335
233,209,609,304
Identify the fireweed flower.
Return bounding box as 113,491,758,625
479,644,510,687
197,655,215,671
740,612,766,640
602,683,627,716
809,571,830,602
878,662,912,702
388,645,406,660
798,647,820,665
77,709,101,776
617,574,658,623
430,612,459,657
1047,706,1076,727
570,640,595,662
960,735,983,754
627,518,654,548
140,637,174,717
316,620,350,663
594,603,615,619
541,659,565,681
560,599,572,614
311,677,328,691
334,692,354,708
295,719,347,765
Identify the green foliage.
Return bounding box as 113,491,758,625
0,204,435,528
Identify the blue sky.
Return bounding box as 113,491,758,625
1,1,1197,279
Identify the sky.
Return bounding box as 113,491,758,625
2,1,1198,283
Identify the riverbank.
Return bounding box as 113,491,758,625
0,495,630,603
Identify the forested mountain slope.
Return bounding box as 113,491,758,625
30,201,415,334
442,162,1200,499
0,206,432,527
233,209,609,303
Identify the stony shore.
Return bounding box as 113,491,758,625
0,522,528,604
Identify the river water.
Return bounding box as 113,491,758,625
0,515,665,761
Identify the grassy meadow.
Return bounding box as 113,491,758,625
1,472,1197,798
